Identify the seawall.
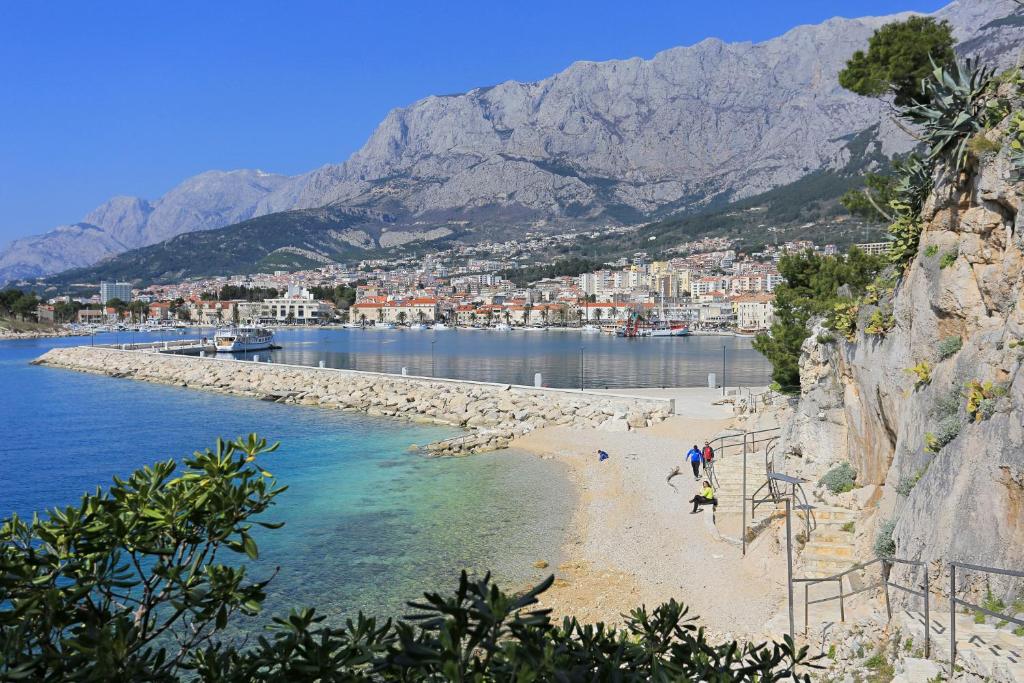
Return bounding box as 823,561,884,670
33,346,674,454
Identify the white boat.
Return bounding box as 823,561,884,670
648,323,690,337
581,325,600,333
375,322,395,329
493,323,512,332
432,322,449,330
214,326,274,353
410,323,429,330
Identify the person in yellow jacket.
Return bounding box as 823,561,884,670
689,480,717,514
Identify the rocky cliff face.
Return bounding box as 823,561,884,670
1,0,1021,285
781,93,1024,594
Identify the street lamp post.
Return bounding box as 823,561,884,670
431,339,436,378
784,496,795,644
722,345,727,396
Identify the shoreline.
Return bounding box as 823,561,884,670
508,408,788,640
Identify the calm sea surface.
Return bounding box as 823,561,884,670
0,333,575,622
220,327,772,388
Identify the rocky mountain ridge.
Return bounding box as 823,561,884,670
2,0,1021,285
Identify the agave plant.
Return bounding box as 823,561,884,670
885,155,933,265
902,57,996,172
1010,111,1024,176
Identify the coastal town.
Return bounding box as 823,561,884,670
20,233,892,335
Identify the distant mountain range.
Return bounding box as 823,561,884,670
2,0,1021,287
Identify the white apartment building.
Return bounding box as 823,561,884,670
690,276,727,298
734,294,775,331
99,281,132,304
240,286,334,324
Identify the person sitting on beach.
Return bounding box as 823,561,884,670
686,444,702,480
690,480,717,514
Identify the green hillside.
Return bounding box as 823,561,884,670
39,207,458,289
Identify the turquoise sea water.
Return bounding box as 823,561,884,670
0,334,574,620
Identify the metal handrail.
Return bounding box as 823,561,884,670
795,556,930,657
949,561,1024,679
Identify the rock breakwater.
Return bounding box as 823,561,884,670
34,347,673,454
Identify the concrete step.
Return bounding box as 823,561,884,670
810,528,855,543
803,541,855,559
801,556,857,576
802,506,858,522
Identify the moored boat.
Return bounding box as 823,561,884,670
214,326,274,353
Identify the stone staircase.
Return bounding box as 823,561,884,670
896,609,1024,681
797,506,859,578
710,454,769,515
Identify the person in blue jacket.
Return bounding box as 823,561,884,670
686,444,702,480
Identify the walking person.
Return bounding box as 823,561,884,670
702,440,715,463
690,480,717,514
701,440,715,479
686,444,702,480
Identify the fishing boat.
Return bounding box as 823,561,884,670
214,326,274,353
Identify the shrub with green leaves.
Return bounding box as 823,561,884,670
925,415,963,453
874,518,897,558
939,250,958,269
0,435,819,681
895,468,925,496
1009,111,1024,173
865,308,896,336
827,298,860,340
908,361,932,387
965,379,1006,422
820,462,857,494
937,335,962,359
924,244,939,257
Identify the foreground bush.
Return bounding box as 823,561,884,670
0,435,815,681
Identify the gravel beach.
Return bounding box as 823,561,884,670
511,394,789,640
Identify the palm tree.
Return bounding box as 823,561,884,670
377,307,384,324
523,304,532,327
417,311,426,325
503,310,512,325
359,313,367,327
469,312,478,326
610,306,619,323
540,307,549,327
594,309,603,325
397,311,408,326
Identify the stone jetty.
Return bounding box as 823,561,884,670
33,346,674,455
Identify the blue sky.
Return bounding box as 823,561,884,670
0,0,948,245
